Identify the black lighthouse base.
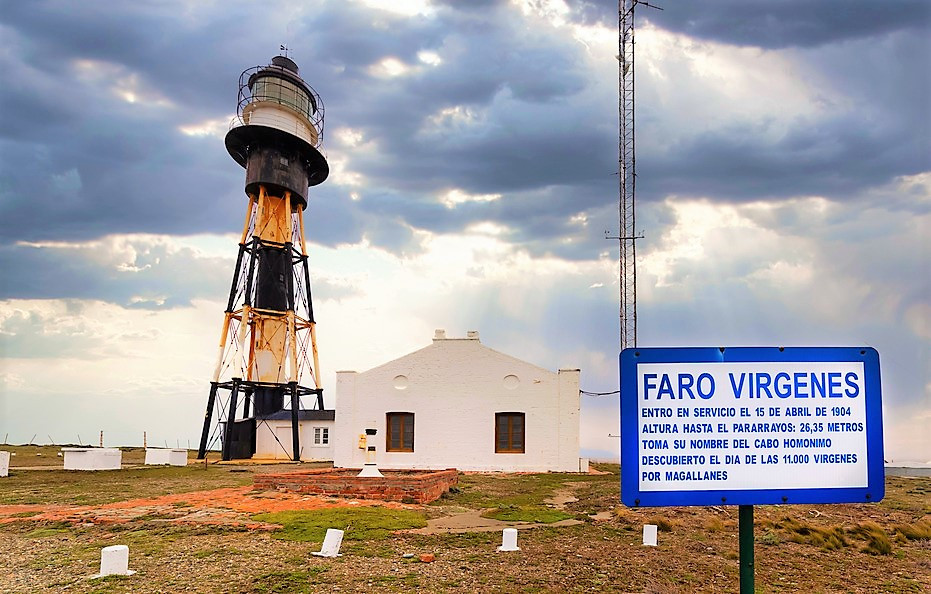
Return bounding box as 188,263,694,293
196,379,325,462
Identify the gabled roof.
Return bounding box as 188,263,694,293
349,331,557,378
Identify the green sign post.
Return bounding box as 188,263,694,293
739,505,754,593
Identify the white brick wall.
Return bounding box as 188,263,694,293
333,332,581,472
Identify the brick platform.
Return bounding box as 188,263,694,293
253,468,459,504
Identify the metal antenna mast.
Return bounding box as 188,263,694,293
613,0,660,351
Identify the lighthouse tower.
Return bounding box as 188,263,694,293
197,55,330,462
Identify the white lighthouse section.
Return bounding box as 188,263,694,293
242,76,320,147
244,103,318,146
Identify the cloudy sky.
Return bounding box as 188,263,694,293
1,0,928,463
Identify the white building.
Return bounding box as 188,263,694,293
254,410,335,461
332,330,584,472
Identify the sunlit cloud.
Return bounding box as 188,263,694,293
368,56,411,78
440,188,502,208
178,116,234,138
514,0,570,27
417,50,442,66
128,295,167,306
333,127,366,148
464,221,510,236
72,58,173,108
326,153,365,187
570,212,588,227
421,106,486,139
358,0,434,17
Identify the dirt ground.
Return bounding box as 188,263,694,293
1,446,929,593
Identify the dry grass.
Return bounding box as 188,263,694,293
0,462,255,506
771,515,850,550
645,515,676,532
1,453,929,592
894,518,931,541
766,515,898,555
702,516,726,532
848,521,894,555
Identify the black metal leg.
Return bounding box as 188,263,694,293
290,382,300,462
242,389,252,418
222,379,241,461
197,383,218,459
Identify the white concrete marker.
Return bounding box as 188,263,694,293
92,545,136,578
643,524,658,546
144,448,188,466
312,528,344,557
0,451,10,477
497,528,520,552
62,448,121,471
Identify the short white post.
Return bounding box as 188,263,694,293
357,449,383,477
0,451,10,478
643,524,658,546
312,528,344,557
497,528,520,552
358,429,383,477
95,545,135,577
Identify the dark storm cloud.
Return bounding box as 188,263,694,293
627,22,930,206
304,1,927,251
0,1,255,117
0,238,362,311
638,110,929,203
0,241,229,309
568,0,930,49
0,131,244,242
0,0,602,251
304,1,602,200
0,3,253,243
0,0,927,266
297,7,447,76
357,120,611,195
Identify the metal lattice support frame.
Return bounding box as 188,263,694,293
197,186,323,461
619,0,638,351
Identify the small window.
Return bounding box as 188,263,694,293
386,412,414,452
495,412,525,453
313,426,329,445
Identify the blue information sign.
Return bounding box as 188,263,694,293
620,347,883,507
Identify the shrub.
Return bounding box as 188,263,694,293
894,519,931,541
848,521,893,555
